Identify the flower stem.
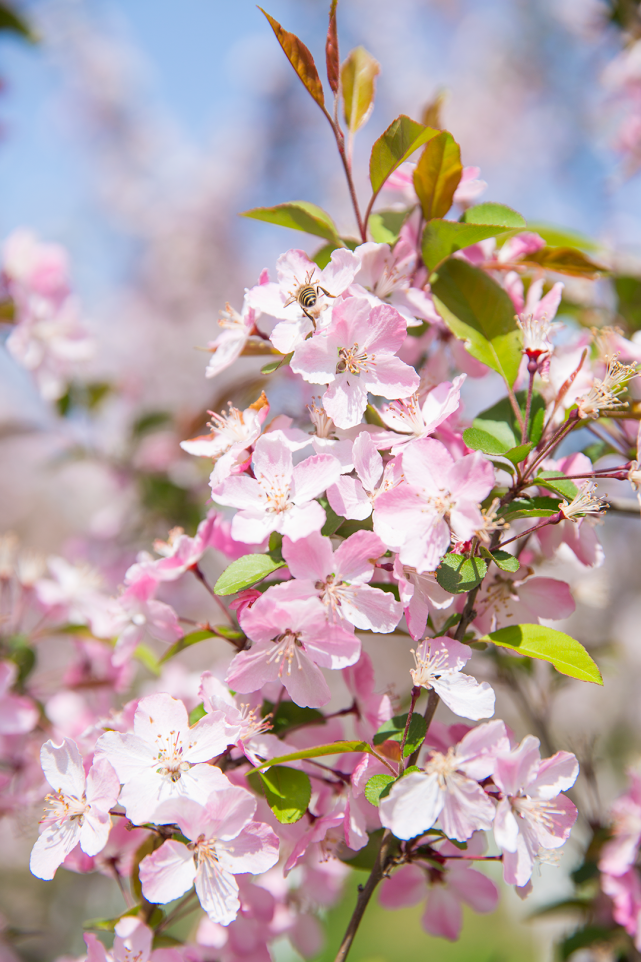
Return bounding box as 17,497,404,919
521,366,536,444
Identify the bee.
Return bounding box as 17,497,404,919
284,271,335,329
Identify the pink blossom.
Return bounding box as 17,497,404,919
110,575,183,667
0,662,38,734
30,738,120,880
374,439,495,572
348,241,437,329
281,530,403,633
213,434,341,543
393,556,454,641
453,167,488,207
95,693,238,823
181,394,270,487
379,836,498,941
342,651,393,741
290,297,420,429
246,247,360,352
139,788,279,925
199,672,284,767
376,375,466,454
410,637,495,720
35,557,114,637
3,229,70,306
493,735,579,887
602,869,641,946
327,431,402,521
471,571,575,635
205,293,262,380
599,773,641,876
228,585,360,708
379,721,508,841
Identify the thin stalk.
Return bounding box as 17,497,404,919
522,414,579,481
192,565,233,624
399,686,420,766
506,382,525,434
333,829,396,962
521,366,536,444
496,513,562,550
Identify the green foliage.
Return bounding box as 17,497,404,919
461,202,526,228
522,246,608,278
319,496,344,536
488,549,520,572
261,351,294,375
369,115,439,196
241,201,341,243
369,209,409,245
259,766,312,823
422,219,519,271
479,624,603,685
131,410,173,438
373,712,428,757
476,390,546,445
189,702,207,725
364,773,395,806
260,8,326,109
463,420,518,455
341,46,380,132
337,828,401,871
214,554,287,595
525,223,599,251
251,739,377,769
0,2,36,41
430,258,522,386
57,381,112,417
500,497,561,520
435,553,488,594
412,131,462,221
263,699,325,735
138,473,202,531
161,627,244,664
6,634,36,688
615,275,641,331
535,471,578,500
560,926,619,960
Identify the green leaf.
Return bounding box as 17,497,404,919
504,442,532,464
369,115,439,196
133,645,161,676
189,703,207,725
368,209,409,245
413,131,462,221
430,258,522,387
131,411,172,438
373,712,428,757
341,46,380,132
365,773,395,806
251,740,380,770
490,550,520,572
463,421,517,456
214,554,287,595
523,246,609,278
525,223,599,252
338,828,401,871
319,496,343,536
536,471,578,500
422,219,520,271
242,201,340,243
264,699,325,735
435,554,488,594
560,926,615,960
479,624,603,685
0,3,36,41
336,516,374,538
461,203,526,229
259,766,311,823
160,629,221,664
261,351,293,375
475,392,546,446
259,9,325,109
500,497,561,520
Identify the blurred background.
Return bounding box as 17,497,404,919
3,1,641,960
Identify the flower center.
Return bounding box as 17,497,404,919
153,730,193,782
194,834,219,868
44,791,89,823
266,629,304,677
424,748,459,787
512,795,565,833
337,344,372,375
410,644,451,689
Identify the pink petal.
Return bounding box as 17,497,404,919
519,577,575,621
327,476,372,520
493,735,541,797
222,821,280,874
364,355,420,400
422,885,463,941
41,738,86,798
338,583,402,633
379,771,443,840
291,454,341,504
140,839,196,904
323,375,369,430
353,431,384,491
379,864,426,909
283,531,334,581
334,530,386,583
280,502,327,541
291,334,337,384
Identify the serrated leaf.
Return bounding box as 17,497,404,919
214,554,287,595
431,258,522,387
365,773,395,806
261,351,293,375
479,624,603,685
369,115,439,196
369,209,409,245
325,0,339,94
523,246,608,278
504,442,532,464
412,130,462,221
341,46,380,133
260,8,325,109
500,497,561,520
490,550,520,572
373,712,428,756
259,766,311,823
463,421,516,456
242,201,340,242
536,472,578,500
461,203,526,228
422,219,521,271
436,554,487,594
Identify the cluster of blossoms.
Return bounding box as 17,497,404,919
4,6,641,962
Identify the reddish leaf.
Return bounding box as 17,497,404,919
260,7,326,110
521,246,609,278
413,130,462,221
326,0,339,95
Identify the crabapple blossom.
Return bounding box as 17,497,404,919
379,720,509,841
327,430,402,521
492,735,579,887
290,297,420,429
109,575,183,666
374,438,494,572
30,738,120,880
0,661,38,734
213,434,341,543
139,788,279,925
205,288,263,380
410,637,496,720
376,374,466,454
471,571,575,635
599,772,641,876
393,556,454,641
228,585,360,707
95,693,238,823
281,529,403,633
181,392,270,487
199,672,285,766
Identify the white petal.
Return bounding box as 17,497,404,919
379,772,443,840
432,672,495,720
